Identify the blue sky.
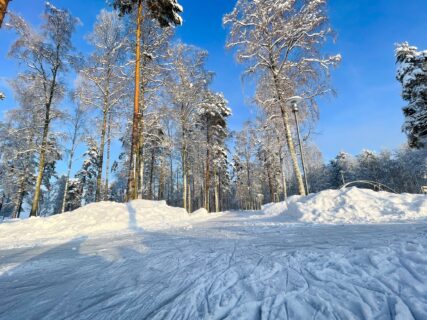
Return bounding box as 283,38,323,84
1,0,427,161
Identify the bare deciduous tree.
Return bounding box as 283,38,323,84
224,0,340,195
7,3,79,216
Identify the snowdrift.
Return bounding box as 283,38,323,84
0,200,218,249
261,187,427,224
1,188,426,249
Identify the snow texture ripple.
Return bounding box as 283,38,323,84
0,188,427,319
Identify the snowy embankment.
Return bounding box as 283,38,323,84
0,200,219,249
1,187,426,250
260,187,427,224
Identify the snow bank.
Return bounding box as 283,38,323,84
1,188,425,249
0,200,218,249
261,187,427,224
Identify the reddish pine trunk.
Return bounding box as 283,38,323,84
127,0,143,200
0,0,10,28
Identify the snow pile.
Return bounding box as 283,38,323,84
0,200,218,249
261,187,427,224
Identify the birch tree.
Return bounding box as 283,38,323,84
166,43,212,212
224,0,340,195
0,103,38,218
61,96,88,213
232,122,261,209
7,3,79,216
79,10,128,201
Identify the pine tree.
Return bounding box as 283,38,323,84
75,140,100,206
328,151,357,188
0,0,11,28
112,0,183,200
198,92,231,212
396,42,427,149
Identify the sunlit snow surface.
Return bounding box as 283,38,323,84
1,188,427,319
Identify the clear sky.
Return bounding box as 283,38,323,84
1,0,427,161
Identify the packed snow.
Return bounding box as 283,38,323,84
1,188,427,319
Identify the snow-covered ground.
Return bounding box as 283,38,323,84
1,188,427,319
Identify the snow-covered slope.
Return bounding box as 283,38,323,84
0,200,220,249
261,187,427,224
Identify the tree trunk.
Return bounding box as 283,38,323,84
148,148,155,200
127,0,143,201
214,165,219,212
266,160,274,202
245,152,253,208
12,177,25,219
279,154,287,201
104,112,112,200
204,127,210,212
0,193,4,215
61,151,74,213
30,106,51,217
96,107,108,202
181,121,188,211
169,153,173,202
137,107,145,199
31,58,60,216
182,149,187,211
0,0,10,28
188,174,192,213
159,160,165,200
176,169,179,203
271,71,306,196
280,106,305,196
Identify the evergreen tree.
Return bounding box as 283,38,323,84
198,92,231,212
75,140,100,206
396,42,427,149
112,0,183,200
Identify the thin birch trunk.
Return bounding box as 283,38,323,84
271,70,306,196
148,148,155,200
204,127,210,211
104,111,112,200
30,64,58,217
96,105,108,202
12,177,25,219
181,119,188,211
